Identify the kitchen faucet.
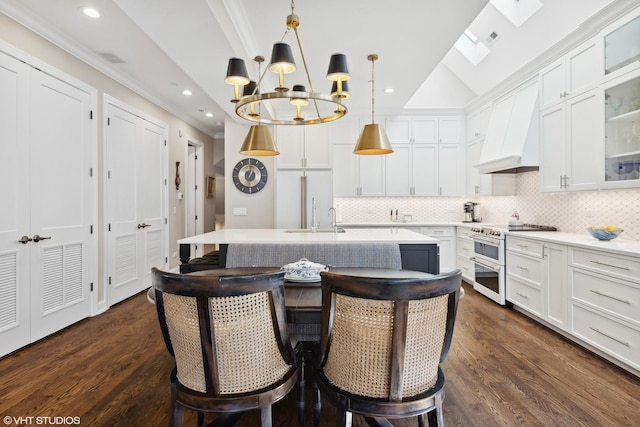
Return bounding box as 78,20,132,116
328,207,337,232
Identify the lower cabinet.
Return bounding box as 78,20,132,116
507,235,640,374
506,236,568,329
568,247,640,371
456,227,475,283
417,226,456,272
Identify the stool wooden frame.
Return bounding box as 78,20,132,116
151,268,303,427
312,269,462,427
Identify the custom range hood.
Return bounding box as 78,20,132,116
475,80,539,174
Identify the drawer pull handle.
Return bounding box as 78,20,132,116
589,260,630,271
517,244,529,248
589,290,630,304
516,292,529,299
589,327,630,347
517,265,529,271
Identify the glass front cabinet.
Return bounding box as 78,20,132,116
602,8,640,187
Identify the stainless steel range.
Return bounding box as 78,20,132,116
470,226,507,305
469,224,558,305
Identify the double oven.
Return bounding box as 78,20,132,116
469,224,558,305
469,226,506,305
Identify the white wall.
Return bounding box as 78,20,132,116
224,117,276,228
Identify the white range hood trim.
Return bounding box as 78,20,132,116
476,78,540,174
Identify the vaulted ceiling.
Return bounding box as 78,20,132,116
0,0,622,138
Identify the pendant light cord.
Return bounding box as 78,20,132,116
369,54,377,124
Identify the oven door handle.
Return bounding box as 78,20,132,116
470,234,500,245
470,256,500,271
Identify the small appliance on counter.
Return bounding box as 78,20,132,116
463,202,481,223
473,203,482,222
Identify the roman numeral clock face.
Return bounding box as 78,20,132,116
232,158,268,194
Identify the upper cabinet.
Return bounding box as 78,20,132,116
539,37,601,111
384,116,463,197
332,117,385,197
602,71,640,188
465,103,491,142
275,124,332,169
332,115,463,197
539,89,603,192
602,8,640,83
386,116,438,144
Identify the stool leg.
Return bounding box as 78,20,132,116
297,358,305,427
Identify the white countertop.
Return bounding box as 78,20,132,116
338,222,463,227
178,228,439,245
505,231,640,257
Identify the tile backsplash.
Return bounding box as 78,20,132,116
335,170,640,241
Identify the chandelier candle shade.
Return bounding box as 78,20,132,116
225,0,350,126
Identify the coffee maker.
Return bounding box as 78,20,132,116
463,202,474,223
463,202,481,223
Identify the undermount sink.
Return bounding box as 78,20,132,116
285,228,346,233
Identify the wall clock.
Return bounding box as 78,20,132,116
232,158,268,194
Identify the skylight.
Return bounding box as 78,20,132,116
454,29,490,66
490,0,543,28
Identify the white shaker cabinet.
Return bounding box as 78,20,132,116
539,37,601,111
539,89,602,192
276,124,332,169
456,227,475,283
506,236,568,329
420,226,455,272
568,247,640,371
332,144,385,197
466,103,491,142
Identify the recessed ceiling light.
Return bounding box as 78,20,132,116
81,7,101,18
385,88,394,94
182,89,193,96
205,112,213,118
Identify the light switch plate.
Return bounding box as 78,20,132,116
233,207,247,216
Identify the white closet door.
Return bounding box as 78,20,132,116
0,52,30,356
28,68,93,341
136,119,166,294
106,103,166,305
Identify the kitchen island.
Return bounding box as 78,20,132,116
178,228,440,274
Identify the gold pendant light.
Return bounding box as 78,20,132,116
240,125,279,156
354,54,393,155
239,56,279,156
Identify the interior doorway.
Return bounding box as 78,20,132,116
186,138,204,257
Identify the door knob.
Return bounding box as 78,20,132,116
137,223,150,229
19,235,33,244
32,234,52,243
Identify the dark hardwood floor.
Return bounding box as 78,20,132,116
1,282,639,426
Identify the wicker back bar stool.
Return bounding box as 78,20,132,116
312,269,462,426
151,267,303,427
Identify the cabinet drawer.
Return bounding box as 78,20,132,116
506,236,544,258
457,238,473,258
457,227,473,240
422,227,454,237
456,255,475,282
507,252,544,285
570,268,640,325
570,247,640,284
507,276,543,316
571,303,640,370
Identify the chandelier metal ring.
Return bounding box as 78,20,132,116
235,90,347,125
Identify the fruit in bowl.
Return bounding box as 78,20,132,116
587,225,623,241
